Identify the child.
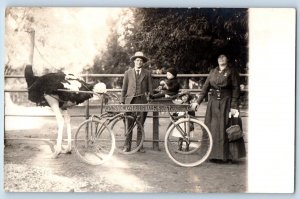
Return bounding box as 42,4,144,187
151,67,180,99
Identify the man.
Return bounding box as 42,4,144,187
121,51,153,152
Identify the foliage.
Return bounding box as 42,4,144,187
5,8,248,90
122,8,248,73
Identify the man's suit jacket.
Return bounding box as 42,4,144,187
121,68,153,104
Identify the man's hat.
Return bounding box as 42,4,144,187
130,51,148,62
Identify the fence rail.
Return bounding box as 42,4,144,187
4,73,249,78
4,88,248,93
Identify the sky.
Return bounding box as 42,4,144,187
5,7,125,75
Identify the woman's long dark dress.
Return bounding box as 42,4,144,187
197,66,246,161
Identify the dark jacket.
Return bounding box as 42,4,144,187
121,68,153,104
196,66,240,109
161,77,180,95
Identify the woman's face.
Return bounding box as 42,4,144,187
217,54,228,65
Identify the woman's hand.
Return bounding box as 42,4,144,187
190,103,199,111
230,108,239,117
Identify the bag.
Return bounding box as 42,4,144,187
226,124,243,141
226,112,243,142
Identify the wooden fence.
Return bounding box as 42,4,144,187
4,73,248,150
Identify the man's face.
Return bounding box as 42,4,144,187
134,58,144,69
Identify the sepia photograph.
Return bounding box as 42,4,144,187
3,7,295,193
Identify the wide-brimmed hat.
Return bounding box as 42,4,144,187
130,51,148,62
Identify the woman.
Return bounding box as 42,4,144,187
192,54,246,163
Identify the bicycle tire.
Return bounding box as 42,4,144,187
110,114,145,154
74,118,115,165
165,118,213,167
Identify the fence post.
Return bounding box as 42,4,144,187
85,72,90,119
28,30,35,65
84,74,90,147
153,111,160,150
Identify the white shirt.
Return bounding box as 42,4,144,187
135,69,141,75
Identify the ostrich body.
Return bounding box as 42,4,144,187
24,65,106,158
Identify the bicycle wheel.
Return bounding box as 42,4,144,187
165,118,213,167
74,118,115,165
110,114,145,154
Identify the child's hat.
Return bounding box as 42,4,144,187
166,67,177,77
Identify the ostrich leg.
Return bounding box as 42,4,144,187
62,109,72,154
44,95,64,158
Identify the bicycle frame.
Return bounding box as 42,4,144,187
88,112,140,140
168,111,192,144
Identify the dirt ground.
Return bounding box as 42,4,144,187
4,105,248,193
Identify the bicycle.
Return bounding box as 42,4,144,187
74,92,145,165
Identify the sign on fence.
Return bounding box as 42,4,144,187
103,104,191,112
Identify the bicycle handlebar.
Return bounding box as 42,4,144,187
57,89,121,104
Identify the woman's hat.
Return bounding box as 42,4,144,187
130,51,148,62
166,67,178,77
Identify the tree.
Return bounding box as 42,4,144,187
92,13,131,88
122,8,248,73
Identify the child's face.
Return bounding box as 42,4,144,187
166,72,174,79
182,95,188,103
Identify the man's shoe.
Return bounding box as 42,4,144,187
138,148,146,153
122,147,130,152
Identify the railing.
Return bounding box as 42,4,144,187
4,73,248,149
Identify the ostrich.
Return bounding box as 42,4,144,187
24,65,106,158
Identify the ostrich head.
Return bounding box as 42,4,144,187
93,82,107,94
